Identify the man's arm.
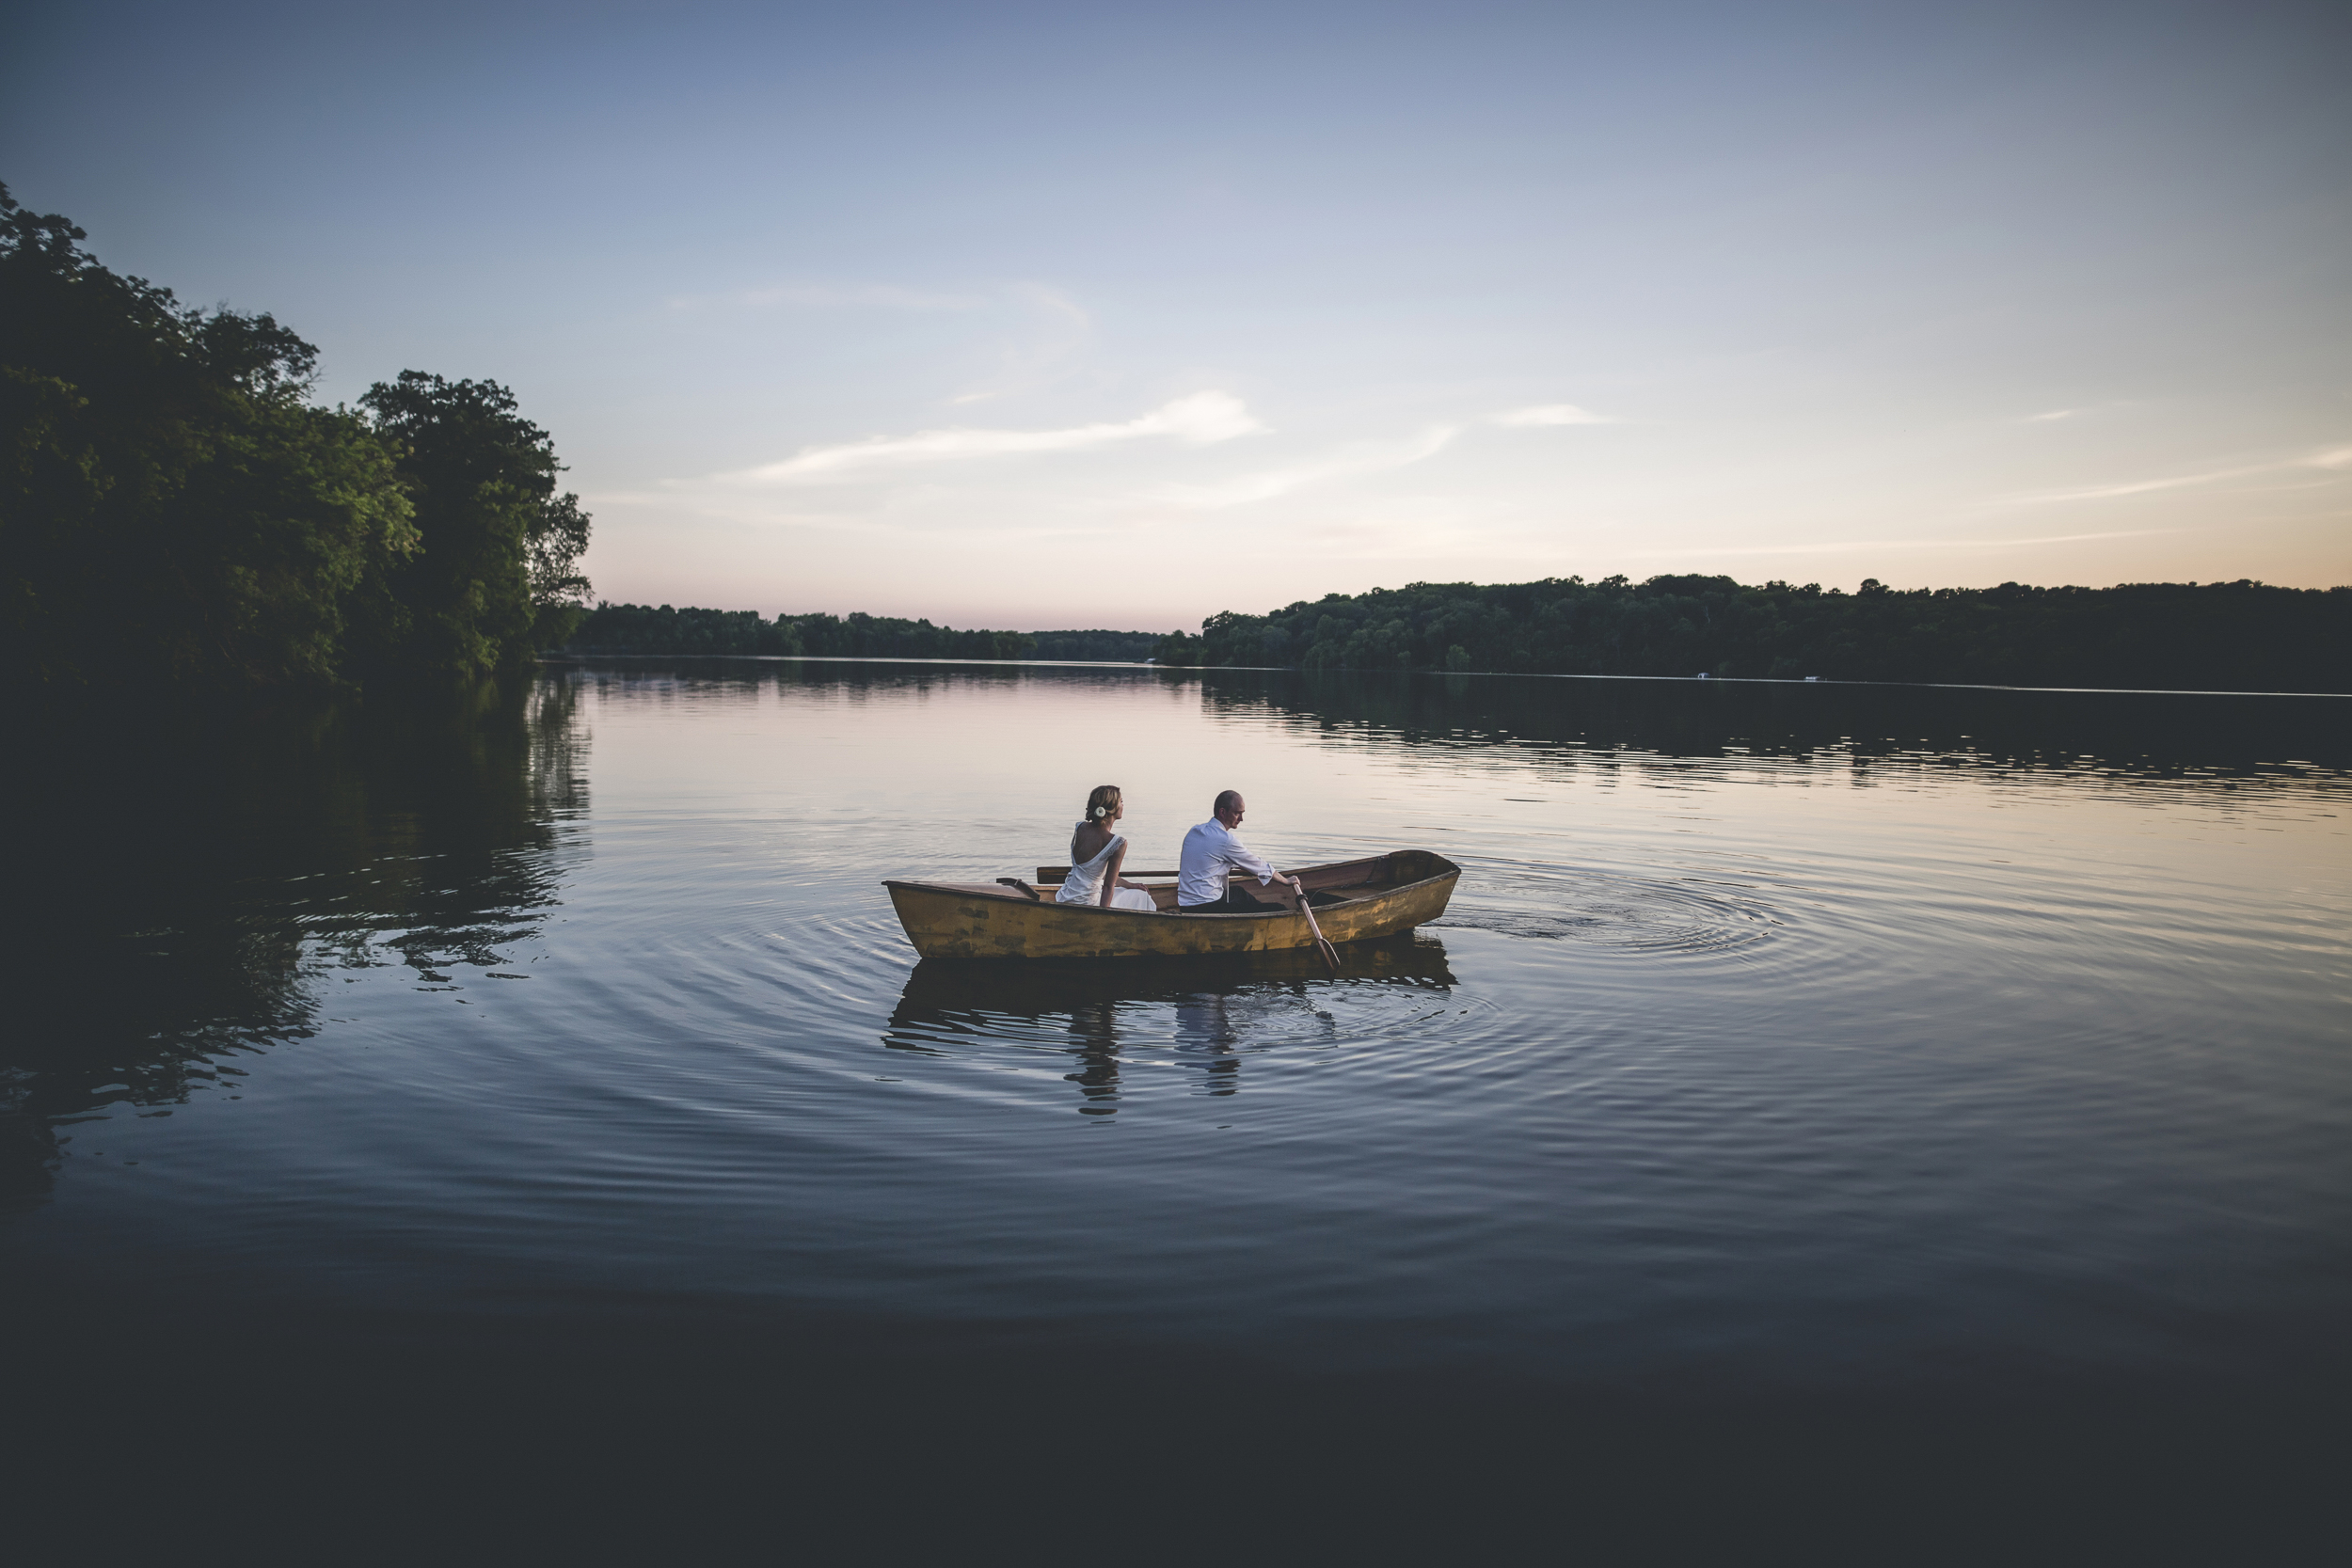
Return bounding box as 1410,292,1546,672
1222,832,1303,904
1222,832,1279,885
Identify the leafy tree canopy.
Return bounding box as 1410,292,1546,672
2,182,589,691
351,372,593,679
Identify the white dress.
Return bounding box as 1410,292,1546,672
1056,829,1158,911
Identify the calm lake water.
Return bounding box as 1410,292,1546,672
7,660,2349,1527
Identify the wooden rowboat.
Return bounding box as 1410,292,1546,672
883,849,1460,960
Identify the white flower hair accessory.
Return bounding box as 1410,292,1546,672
1092,804,1109,817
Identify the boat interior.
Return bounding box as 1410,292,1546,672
985,849,1452,913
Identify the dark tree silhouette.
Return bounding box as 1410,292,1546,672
560,608,1167,661
2,183,590,690
1152,574,2351,693
353,372,592,680
2,183,416,688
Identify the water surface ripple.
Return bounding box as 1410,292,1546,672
5,662,2346,1408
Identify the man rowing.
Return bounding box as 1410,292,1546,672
1177,790,1305,912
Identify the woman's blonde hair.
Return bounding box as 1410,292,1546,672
1083,784,1123,823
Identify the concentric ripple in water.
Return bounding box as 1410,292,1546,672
4,661,2347,1407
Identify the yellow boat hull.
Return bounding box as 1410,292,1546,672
883,850,1460,960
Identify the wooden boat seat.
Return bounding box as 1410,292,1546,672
1011,853,1424,920
1032,853,1402,901
924,881,1040,902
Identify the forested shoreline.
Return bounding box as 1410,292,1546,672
558,604,1163,662
3,185,591,691
566,578,2349,693
1153,576,2352,692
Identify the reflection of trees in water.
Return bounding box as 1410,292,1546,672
0,674,586,1211
1192,668,2350,785
886,937,1454,1118
559,655,2344,792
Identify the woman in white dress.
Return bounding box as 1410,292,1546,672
1056,784,1160,911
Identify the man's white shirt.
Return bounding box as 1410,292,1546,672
1178,818,1278,907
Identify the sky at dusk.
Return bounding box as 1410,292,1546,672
7,0,2347,631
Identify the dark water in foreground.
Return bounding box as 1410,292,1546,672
7,661,2348,1543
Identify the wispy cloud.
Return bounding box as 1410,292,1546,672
2017,467,2269,503
945,284,1096,405
2026,458,2328,503
665,278,1095,320
765,283,980,309
1653,529,2184,560
2007,442,2352,504
1145,399,1614,509
1009,282,1091,330
1494,404,1613,427
718,392,1263,484
1151,425,1461,509
667,282,986,311
2029,408,2077,421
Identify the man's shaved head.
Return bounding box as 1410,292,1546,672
1213,790,1243,816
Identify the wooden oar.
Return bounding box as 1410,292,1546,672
1294,882,1341,974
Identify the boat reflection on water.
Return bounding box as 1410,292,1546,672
883,935,1457,1117
1070,990,1243,1111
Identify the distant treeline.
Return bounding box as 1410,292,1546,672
1027,628,1166,661
3,184,591,690
561,604,1164,662
1151,576,2352,692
